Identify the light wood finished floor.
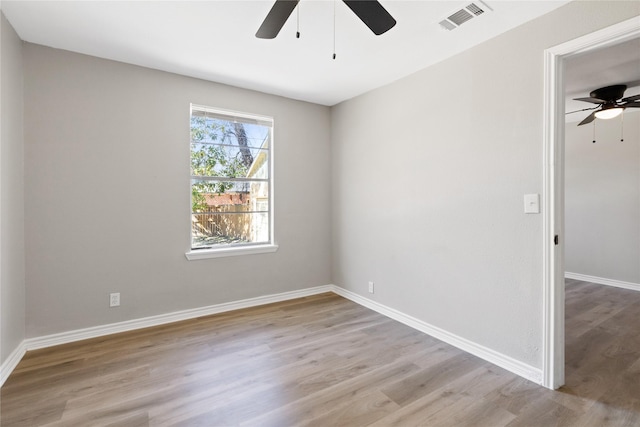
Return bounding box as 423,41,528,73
2,280,640,426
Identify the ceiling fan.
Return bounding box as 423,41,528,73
256,0,396,39
571,84,640,126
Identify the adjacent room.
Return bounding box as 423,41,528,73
1,1,639,425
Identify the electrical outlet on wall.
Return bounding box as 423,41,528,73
109,292,120,307
368,281,375,294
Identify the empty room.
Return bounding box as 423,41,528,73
1,0,639,425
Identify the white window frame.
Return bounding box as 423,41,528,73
185,105,277,260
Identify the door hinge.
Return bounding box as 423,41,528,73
554,235,559,245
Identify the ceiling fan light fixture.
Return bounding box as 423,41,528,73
595,106,623,120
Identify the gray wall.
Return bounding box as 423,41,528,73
331,1,640,369
23,44,331,337
1,12,26,364
565,111,640,284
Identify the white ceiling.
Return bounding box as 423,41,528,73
2,0,571,106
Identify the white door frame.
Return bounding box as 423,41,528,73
542,16,640,390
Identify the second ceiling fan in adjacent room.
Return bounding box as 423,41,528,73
571,84,640,126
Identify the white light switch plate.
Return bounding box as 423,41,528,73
524,194,540,214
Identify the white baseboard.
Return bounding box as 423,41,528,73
25,285,334,351
0,340,27,387
331,286,543,385
3,283,542,388
565,272,640,292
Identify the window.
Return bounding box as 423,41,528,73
186,105,276,260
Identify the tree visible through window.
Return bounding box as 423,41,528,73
190,105,272,250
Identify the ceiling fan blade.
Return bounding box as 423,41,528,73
256,0,299,39
566,106,598,115
343,0,396,35
621,94,640,103
623,101,640,108
577,111,597,126
573,97,605,104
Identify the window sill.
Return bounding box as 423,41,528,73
185,244,279,261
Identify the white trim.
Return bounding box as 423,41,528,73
185,243,278,260
190,104,274,127
25,285,331,351
188,104,276,261
542,41,565,391
0,341,26,387
565,272,640,293
542,16,640,390
332,287,543,385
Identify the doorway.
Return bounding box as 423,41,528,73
542,16,640,390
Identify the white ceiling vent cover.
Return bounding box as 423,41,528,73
439,1,492,31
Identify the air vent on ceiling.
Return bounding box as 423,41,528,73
438,1,492,31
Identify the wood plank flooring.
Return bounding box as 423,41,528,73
2,280,640,426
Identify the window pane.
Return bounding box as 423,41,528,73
190,116,271,150
191,212,270,249
191,180,269,210
190,144,269,179
191,179,269,249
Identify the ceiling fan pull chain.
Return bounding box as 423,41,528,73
333,0,337,59
620,111,624,142
592,120,596,144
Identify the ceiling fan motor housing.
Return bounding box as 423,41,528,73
591,84,627,101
